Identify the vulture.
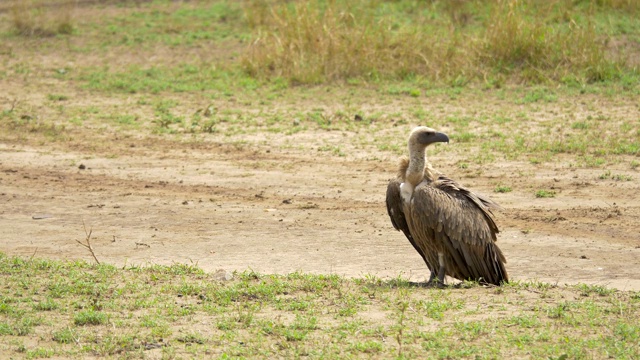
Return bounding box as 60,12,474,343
386,126,508,286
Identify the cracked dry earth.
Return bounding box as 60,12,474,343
1,122,639,290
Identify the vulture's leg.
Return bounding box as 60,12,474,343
424,271,439,287
436,253,446,287
427,271,437,284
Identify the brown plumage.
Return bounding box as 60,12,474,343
386,126,508,286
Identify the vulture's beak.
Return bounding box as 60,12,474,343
419,131,449,145
433,132,449,144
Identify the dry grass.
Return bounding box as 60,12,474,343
598,0,640,12
9,0,75,37
242,0,470,84
482,1,614,83
241,0,630,85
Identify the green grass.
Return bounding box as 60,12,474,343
599,170,633,181
1,0,638,169
2,80,638,169
535,189,556,198
94,1,247,48
73,310,108,326
80,65,260,94
47,94,69,101
494,185,512,193
1,253,639,359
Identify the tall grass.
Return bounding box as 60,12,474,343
596,0,640,12
9,0,74,37
483,1,616,83
241,0,632,85
242,0,471,84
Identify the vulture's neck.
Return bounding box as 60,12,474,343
403,145,435,186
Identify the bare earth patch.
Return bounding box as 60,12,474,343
1,108,639,290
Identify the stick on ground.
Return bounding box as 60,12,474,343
76,219,100,265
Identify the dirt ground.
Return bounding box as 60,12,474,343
0,0,638,290
1,99,639,291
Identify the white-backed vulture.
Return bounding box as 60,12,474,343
386,126,508,286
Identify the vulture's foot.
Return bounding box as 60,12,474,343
427,271,437,283
424,271,445,288
425,278,446,288
433,253,448,288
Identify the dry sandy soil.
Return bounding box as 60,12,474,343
1,91,639,291
0,0,639,291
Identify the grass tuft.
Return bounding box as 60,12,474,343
535,189,556,198
9,0,75,37
74,310,108,326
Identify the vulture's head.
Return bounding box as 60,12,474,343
408,126,449,149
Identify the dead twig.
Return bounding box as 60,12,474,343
29,247,38,261
76,219,100,265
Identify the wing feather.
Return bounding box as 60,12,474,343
409,176,508,285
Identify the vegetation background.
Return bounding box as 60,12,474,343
1,0,639,358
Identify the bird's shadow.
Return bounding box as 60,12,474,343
406,280,495,289
364,277,498,290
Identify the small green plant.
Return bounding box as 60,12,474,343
176,331,206,344
452,132,477,143
350,340,383,353
613,174,633,181
317,144,345,156
74,310,108,326
599,170,612,179
581,155,607,168
47,94,69,101
572,122,589,130
152,101,184,130
535,189,556,198
33,299,58,311
114,114,137,126
494,185,512,193
52,327,79,344
599,170,633,181
576,283,616,297
516,89,558,104
26,347,55,358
